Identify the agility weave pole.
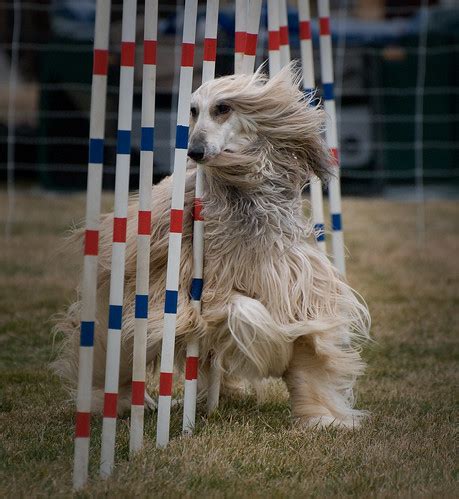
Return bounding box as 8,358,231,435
279,0,291,66
206,0,257,416
317,0,346,275
100,0,137,478
267,0,281,76
183,0,220,434
156,0,198,449
298,0,326,253
234,0,248,74
241,0,263,74
73,0,111,490
206,0,264,416
129,0,158,455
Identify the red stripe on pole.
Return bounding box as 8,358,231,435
204,38,217,61
299,20,311,41
103,393,118,418
113,217,127,243
185,356,198,381
268,31,280,51
159,372,173,396
138,210,151,235
235,31,247,53
170,209,183,233
193,199,203,221
121,41,135,67
84,229,99,256
319,17,331,36
245,33,258,56
93,49,109,76
131,380,145,406
75,412,90,438
279,25,289,45
144,40,157,65
181,43,195,67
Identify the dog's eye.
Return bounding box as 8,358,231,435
216,104,231,115
190,106,198,118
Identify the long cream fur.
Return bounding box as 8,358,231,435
53,65,370,428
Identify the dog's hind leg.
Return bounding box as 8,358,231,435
283,333,367,429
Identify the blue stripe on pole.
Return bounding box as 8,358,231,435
141,126,155,152
108,304,123,330
314,223,325,242
190,278,203,301
117,130,131,155
135,294,148,319
175,125,189,149
164,290,178,314
331,213,342,231
80,321,95,346
89,138,104,164
323,82,334,101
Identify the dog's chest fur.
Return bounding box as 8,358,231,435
200,179,315,324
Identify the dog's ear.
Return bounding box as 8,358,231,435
257,64,334,185
303,135,334,185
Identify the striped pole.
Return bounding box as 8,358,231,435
267,0,281,76
241,0,262,75
203,1,221,419
183,0,220,435
156,0,198,449
234,0,248,74
100,0,137,478
73,0,111,490
298,0,326,253
279,0,290,67
129,0,158,455
317,0,345,275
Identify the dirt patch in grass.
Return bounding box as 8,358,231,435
1,190,457,497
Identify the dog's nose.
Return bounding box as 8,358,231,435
187,146,205,162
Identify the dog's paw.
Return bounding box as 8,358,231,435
301,415,358,429
143,392,182,411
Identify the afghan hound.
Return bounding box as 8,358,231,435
53,64,370,428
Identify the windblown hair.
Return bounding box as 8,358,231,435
201,64,332,188
53,64,370,428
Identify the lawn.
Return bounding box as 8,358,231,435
1,189,457,497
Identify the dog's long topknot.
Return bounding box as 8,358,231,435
200,62,332,187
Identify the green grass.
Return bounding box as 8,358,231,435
1,190,457,497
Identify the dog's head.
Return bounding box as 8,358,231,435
188,63,332,189
188,75,256,162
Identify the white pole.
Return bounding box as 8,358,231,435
100,0,137,478
73,0,111,490
298,0,326,253
234,0,248,74
279,0,291,66
317,0,346,274
183,0,220,434
129,0,158,455
267,0,281,76
241,0,262,75
156,0,199,449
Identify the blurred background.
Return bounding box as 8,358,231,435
0,0,458,198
